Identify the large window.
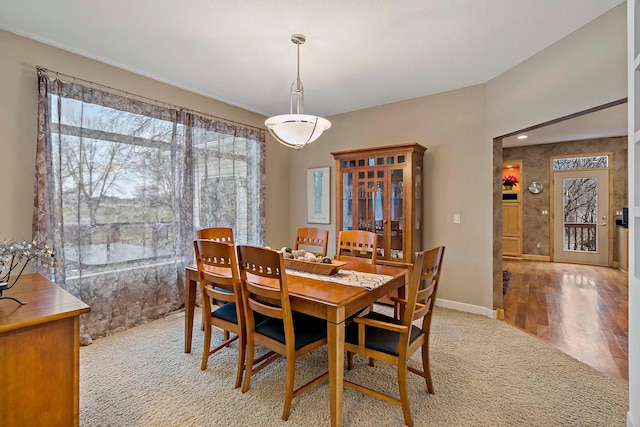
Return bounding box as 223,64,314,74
35,74,265,340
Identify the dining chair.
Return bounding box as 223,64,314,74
336,230,378,264
236,245,329,421
196,227,235,335
343,245,446,427
197,227,235,244
294,227,329,256
193,239,246,388
336,229,380,317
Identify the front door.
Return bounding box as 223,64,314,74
553,169,609,266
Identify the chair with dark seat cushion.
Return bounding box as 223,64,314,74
344,245,445,427
237,245,328,421
294,227,329,256
196,227,235,334
193,239,245,388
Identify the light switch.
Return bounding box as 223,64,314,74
453,214,461,224
542,210,549,215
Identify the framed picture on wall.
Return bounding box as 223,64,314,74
307,166,330,224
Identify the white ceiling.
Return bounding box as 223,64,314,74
502,102,628,148
0,0,625,120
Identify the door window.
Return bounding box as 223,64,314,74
562,177,598,253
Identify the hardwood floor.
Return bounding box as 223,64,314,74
502,259,628,382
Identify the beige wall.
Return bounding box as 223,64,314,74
0,29,291,248
289,85,492,308
487,4,627,138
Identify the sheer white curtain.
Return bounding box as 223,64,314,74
34,71,265,342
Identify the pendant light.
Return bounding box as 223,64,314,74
265,34,331,149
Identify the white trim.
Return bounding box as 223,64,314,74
629,412,638,427
65,259,179,280
435,298,497,319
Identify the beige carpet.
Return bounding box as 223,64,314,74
80,307,628,426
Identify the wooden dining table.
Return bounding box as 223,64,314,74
183,260,408,427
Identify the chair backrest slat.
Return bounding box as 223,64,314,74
237,245,293,327
197,227,235,245
336,230,378,264
193,239,242,306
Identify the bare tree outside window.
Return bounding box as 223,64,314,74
553,155,608,253
36,75,265,341
563,177,598,252
553,155,608,170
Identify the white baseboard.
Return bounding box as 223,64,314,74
629,412,638,427
435,298,497,319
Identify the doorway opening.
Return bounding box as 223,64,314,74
493,98,627,307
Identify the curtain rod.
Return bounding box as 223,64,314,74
36,66,266,132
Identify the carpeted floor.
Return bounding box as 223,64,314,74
79,306,628,426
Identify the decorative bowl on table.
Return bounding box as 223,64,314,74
283,258,346,276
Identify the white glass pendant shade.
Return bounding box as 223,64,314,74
265,114,331,149
266,34,331,149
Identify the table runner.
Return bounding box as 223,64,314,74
285,268,395,290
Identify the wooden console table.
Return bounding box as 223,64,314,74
0,273,91,427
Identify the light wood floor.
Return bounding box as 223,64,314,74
502,259,628,382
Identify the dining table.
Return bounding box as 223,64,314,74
183,259,408,427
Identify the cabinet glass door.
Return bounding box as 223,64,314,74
356,169,385,257
390,168,404,259
342,172,353,230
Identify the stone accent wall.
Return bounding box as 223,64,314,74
503,136,627,259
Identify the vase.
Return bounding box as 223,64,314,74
504,185,513,190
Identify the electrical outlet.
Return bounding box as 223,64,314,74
541,210,549,215
536,243,541,248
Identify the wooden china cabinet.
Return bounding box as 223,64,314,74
331,143,427,267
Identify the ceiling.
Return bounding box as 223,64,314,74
502,102,628,148
0,0,625,120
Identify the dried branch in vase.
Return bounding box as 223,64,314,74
0,240,56,305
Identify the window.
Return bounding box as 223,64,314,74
553,155,609,170
36,74,265,339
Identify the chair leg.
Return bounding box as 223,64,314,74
398,360,413,427
200,318,212,371
347,351,354,370
234,333,245,389
282,356,296,421
201,303,206,331
422,343,434,394
223,330,230,345
368,357,375,367
242,333,256,393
